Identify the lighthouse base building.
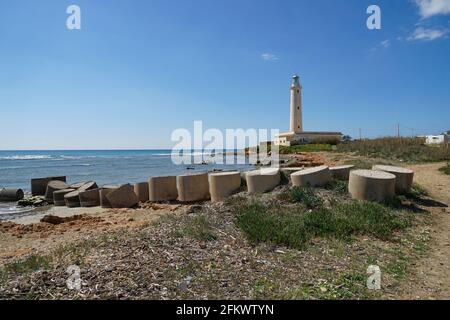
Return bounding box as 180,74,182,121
274,75,343,147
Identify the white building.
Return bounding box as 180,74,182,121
422,133,449,145
274,75,342,146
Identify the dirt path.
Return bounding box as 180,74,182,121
400,162,450,299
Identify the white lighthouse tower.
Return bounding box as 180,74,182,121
290,74,303,134
274,74,343,147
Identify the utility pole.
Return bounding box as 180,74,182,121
359,128,362,141
397,123,400,138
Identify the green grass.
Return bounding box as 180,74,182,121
233,200,412,249
338,137,449,163
290,186,324,209
279,144,333,154
181,214,218,242
283,272,369,300
1,254,51,276
439,164,450,175
409,183,429,198
325,179,349,195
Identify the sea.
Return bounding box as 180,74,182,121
0,150,253,219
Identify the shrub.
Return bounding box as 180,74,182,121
439,165,450,175
233,199,412,249
290,186,324,209
338,137,449,163
182,215,217,242
325,179,349,195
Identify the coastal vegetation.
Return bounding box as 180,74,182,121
0,178,435,300
232,186,413,250
337,137,449,163
439,164,450,175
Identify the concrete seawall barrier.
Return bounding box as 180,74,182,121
348,169,396,202
246,168,281,194
53,189,75,206
99,185,120,208
0,189,24,202
45,181,70,204
79,189,101,207
149,176,178,202
70,181,88,189
134,182,149,202
31,176,66,196
177,173,210,202
209,171,241,202
372,165,414,194
291,166,331,188
64,190,81,208
106,184,139,208
78,181,98,192
330,165,355,181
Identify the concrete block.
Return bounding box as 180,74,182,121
246,168,281,194
64,190,81,208
45,181,70,204
79,188,101,207
78,181,98,192
149,176,178,202
280,167,304,174
209,171,241,202
0,189,24,202
330,165,355,181
177,173,210,202
291,166,331,188
70,181,89,189
348,170,396,202
53,189,75,206
99,187,117,208
106,184,139,208
372,165,414,194
31,176,66,196
134,182,149,202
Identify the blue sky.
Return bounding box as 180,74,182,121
0,0,449,149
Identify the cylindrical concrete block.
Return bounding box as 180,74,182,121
291,166,331,188
149,176,178,202
372,165,414,194
134,182,149,202
0,189,24,202
348,170,396,202
330,165,355,181
78,181,98,192
280,167,304,174
105,184,139,208
177,173,210,202
70,181,88,189
45,181,70,204
79,188,101,207
209,171,241,202
31,176,66,196
53,189,75,206
64,190,81,208
246,168,281,194
100,188,116,208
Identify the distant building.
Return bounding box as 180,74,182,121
420,133,449,145
274,75,342,147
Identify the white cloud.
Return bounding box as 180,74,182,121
407,26,447,41
261,53,279,61
381,39,391,48
415,0,450,19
